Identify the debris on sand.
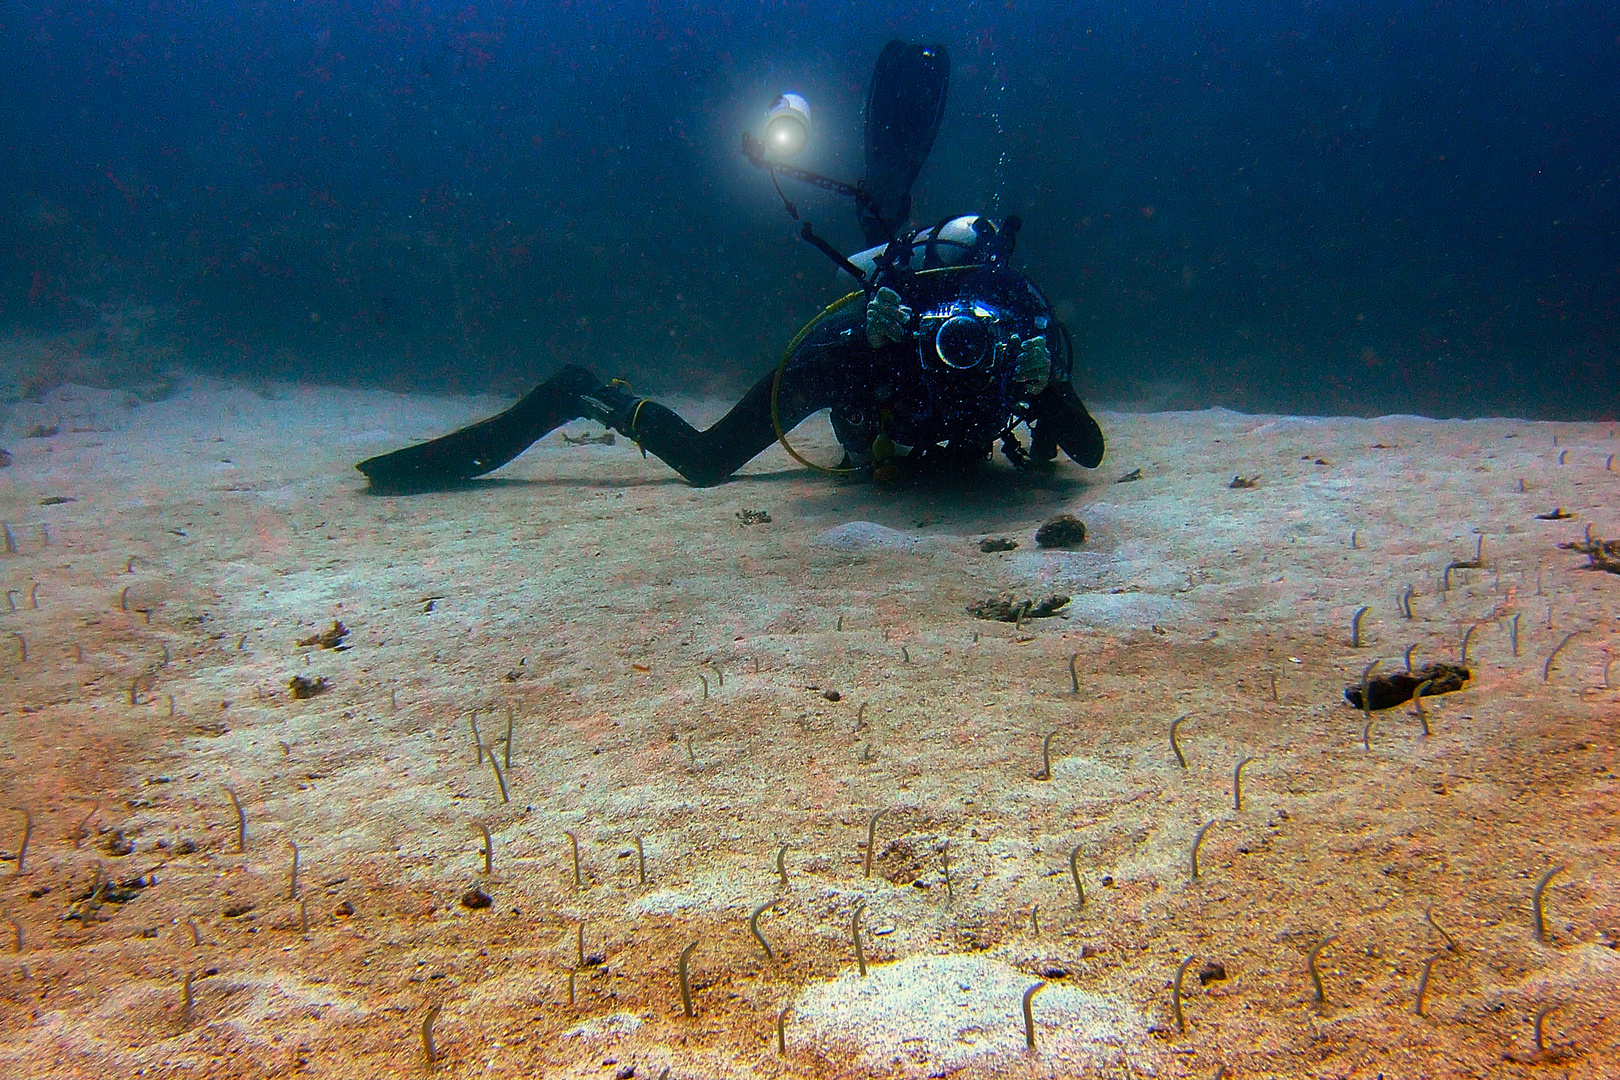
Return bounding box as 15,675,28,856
967,595,1071,622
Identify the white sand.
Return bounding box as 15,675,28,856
0,377,1616,1078
792,953,1142,1075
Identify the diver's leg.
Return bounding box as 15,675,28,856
590,369,825,487
356,365,602,490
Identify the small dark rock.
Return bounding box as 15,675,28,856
615,1068,635,1079
1228,475,1260,489
0,448,11,467
288,675,331,700
1197,960,1227,985
736,508,771,525
103,830,135,856
1345,662,1470,710
1034,514,1087,548
39,495,73,505
1036,965,1069,979
979,537,1017,552
822,689,842,701
1115,468,1142,483
223,904,255,918
460,887,492,910
334,901,355,916
174,838,198,854
296,621,349,650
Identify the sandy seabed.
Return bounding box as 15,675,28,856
0,378,1616,1080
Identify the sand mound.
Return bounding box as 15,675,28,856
792,953,1142,1076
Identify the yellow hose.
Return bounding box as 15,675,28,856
770,290,868,475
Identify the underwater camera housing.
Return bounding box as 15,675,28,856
892,259,1057,454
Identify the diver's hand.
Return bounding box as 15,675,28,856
865,286,914,348
1013,335,1051,394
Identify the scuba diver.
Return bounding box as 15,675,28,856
356,40,1104,491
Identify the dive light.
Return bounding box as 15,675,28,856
763,93,811,157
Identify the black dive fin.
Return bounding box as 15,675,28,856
859,40,950,246
355,365,600,491
1032,381,1106,469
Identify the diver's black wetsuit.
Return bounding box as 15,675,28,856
354,40,1105,492
356,256,1105,490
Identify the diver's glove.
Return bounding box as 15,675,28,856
865,286,914,348
1012,335,1052,395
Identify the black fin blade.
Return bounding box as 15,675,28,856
860,40,950,246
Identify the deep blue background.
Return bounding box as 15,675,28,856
1,1,1616,418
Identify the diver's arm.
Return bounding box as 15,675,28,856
356,365,602,490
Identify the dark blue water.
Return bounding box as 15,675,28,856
1,2,1615,419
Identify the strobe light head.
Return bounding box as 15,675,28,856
763,92,811,157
